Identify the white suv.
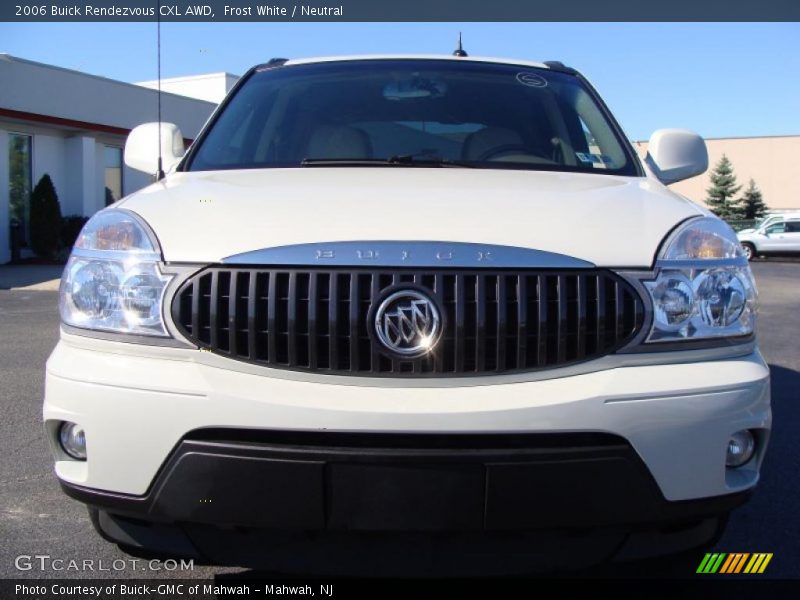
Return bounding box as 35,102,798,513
738,217,800,260
44,56,770,572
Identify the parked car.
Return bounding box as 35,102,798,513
738,218,800,260
737,212,800,235
44,55,770,573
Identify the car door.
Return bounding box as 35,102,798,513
758,222,787,252
782,221,800,252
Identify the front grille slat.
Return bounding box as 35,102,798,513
328,274,339,370
348,274,359,372
614,280,625,344
209,270,219,348
454,274,466,373
516,275,527,369
596,274,606,353
228,270,238,355
475,275,487,372
267,273,278,364
308,272,318,370
432,272,445,374
369,274,381,372
173,267,644,378
287,272,298,367
576,274,587,359
536,274,547,367
190,277,200,338
556,274,568,364
246,272,257,360
496,275,507,372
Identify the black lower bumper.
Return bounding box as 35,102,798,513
62,430,750,570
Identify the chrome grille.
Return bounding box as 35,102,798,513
171,268,644,376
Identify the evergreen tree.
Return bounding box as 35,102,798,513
29,174,62,260
739,179,768,220
705,155,742,219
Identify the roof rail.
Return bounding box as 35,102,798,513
255,57,289,72
543,61,577,75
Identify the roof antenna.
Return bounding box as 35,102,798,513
155,0,165,181
453,32,468,57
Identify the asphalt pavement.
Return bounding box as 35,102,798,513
1,260,798,579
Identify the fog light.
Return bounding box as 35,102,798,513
59,422,87,460
726,430,755,467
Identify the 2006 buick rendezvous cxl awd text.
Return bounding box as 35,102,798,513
44,54,770,573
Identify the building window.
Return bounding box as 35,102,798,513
8,133,33,244
104,145,123,205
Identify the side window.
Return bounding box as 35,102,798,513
572,92,627,170
786,222,800,233
765,223,786,234
8,133,32,244
104,146,123,205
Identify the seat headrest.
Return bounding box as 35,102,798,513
306,125,373,159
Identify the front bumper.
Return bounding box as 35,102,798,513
61,430,753,531
44,333,770,501
44,332,770,566
64,429,751,571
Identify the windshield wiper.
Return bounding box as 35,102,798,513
387,154,476,168
300,156,475,168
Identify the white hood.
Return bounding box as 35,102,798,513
120,168,702,267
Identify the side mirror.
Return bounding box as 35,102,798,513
124,122,185,176
645,129,708,185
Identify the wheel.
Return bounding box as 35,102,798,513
741,243,756,261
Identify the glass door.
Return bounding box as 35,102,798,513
8,133,32,245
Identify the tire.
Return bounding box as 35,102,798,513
88,508,200,560
741,243,756,261
87,507,120,545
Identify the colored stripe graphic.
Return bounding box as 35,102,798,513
745,554,760,573
733,553,750,573
758,554,773,573
719,554,736,574
720,553,748,573
744,553,774,574
697,553,713,573
698,552,772,574
697,553,727,573
720,553,742,573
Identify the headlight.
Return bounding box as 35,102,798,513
59,209,173,336
643,217,757,343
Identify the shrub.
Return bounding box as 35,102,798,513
60,215,90,250
29,174,63,260
739,179,768,220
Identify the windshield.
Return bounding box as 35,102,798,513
186,59,640,175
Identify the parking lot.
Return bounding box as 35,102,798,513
1,261,798,579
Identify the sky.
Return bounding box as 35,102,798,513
1,21,798,141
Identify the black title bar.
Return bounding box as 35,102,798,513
2,0,800,22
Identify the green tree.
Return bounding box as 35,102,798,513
739,179,768,220
705,155,743,219
29,174,62,260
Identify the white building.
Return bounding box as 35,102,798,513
0,55,220,264
136,72,239,104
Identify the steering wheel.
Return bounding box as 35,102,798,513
477,144,529,161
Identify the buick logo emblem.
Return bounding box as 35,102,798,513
373,289,441,357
